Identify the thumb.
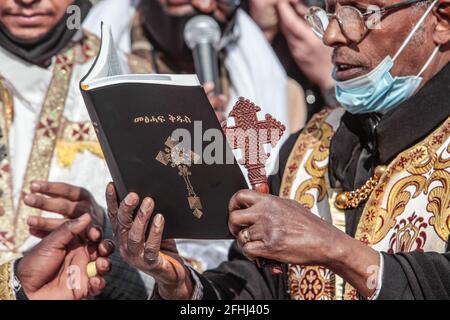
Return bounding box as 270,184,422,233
44,213,91,248
277,0,310,34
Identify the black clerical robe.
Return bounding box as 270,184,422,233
196,64,450,300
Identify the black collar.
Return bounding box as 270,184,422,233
376,63,450,163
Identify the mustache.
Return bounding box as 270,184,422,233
332,47,371,67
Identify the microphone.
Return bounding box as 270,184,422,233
184,15,222,96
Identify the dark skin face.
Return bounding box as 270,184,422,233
157,0,236,23
0,0,74,41
325,0,450,85
142,0,237,73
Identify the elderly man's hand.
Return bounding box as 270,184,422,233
228,190,380,298
17,214,114,300
277,1,334,93
24,181,105,241
105,183,193,300
228,190,342,266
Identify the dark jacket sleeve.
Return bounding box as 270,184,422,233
378,243,450,300
197,132,302,300
199,242,288,300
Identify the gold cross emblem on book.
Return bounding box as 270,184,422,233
156,137,203,219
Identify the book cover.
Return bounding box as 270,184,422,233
80,25,248,239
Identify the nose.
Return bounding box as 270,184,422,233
191,0,215,13
15,0,40,5
323,18,350,48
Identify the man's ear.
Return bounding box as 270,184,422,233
433,0,450,45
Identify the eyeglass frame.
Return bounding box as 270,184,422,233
306,0,432,41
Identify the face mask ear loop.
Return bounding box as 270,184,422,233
417,45,441,77
393,0,439,62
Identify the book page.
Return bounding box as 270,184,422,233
106,27,123,77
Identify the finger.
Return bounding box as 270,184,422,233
98,239,115,257
228,189,266,212
30,181,90,202
127,198,154,256
236,224,265,248
228,208,258,237
87,226,103,243
27,216,67,233
295,1,308,16
241,240,267,261
105,183,119,231
24,194,80,217
42,214,92,249
192,0,216,13
203,82,215,96
88,276,106,297
215,111,227,124
209,95,227,111
277,1,310,38
29,228,50,239
95,257,112,276
143,214,164,266
117,193,139,246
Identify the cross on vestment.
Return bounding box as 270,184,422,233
156,137,203,219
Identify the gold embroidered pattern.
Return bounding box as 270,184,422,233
55,120,104,168
294,121,333,208
0,262,13,300
0,33,100,262
280,108,333,201
0,79,13,132
12,52,76,249
280,108,342,300
0,79,16,252
425,158,450,241
345,117,450,300
354,118,450,246
289,265,335,300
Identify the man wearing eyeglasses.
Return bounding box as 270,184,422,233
107,0,450,300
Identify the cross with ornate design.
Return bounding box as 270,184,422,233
156,137,203,219
223,97,286,273
223,97,286,192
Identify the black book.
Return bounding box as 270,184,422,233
80,25,248,239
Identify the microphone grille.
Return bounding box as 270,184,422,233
184,15,222,49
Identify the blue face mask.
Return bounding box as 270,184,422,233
335,0,440,114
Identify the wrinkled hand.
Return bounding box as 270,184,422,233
24,181,105,241
105,183,193,300
228,190,380,298
17,214,114,300
277,1,334,92
204,82,228,124
228,190,345,266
